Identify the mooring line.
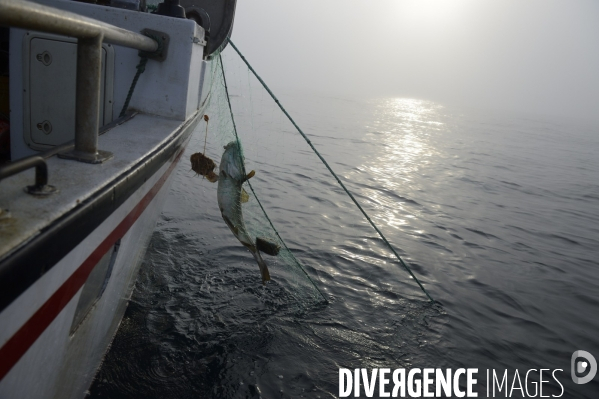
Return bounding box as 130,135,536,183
227,40,434,302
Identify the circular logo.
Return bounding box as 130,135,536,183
571,350,597,384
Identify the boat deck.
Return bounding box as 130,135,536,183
0,113,194,260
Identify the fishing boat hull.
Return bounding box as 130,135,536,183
0,0,230,396
0,114,199,398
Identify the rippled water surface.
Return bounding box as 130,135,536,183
89,86,599,398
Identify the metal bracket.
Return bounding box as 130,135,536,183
192,36,206,46
139,29,170,61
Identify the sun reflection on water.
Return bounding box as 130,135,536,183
375,98,444,178
351,98,446,232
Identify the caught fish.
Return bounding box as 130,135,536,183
217,141,271,283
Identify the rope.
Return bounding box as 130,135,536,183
119,57,148,118
227,40,435,303
119,34,163,118
202,116,209,155
218,54,328,303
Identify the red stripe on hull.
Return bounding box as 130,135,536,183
0,149,184,381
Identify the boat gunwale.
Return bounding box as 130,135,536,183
0,110,201,313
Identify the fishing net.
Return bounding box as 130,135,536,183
190,38,435,310
193,50,327,306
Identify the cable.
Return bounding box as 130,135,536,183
227,40,434,303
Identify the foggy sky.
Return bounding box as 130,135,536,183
231,0,599,122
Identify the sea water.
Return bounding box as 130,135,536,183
89,91,599,398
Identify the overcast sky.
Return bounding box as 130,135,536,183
231,0,599,122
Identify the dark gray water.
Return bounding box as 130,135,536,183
89,90,599,398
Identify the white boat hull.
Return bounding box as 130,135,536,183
0,0,230,396
0,133,191,399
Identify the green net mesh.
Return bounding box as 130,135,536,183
194,51,327,307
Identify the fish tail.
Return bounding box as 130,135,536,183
253,250,271,284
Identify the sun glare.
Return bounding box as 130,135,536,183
396,0,469,31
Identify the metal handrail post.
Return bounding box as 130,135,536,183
62,34,113,163
0,0,164,164
77,35,103,155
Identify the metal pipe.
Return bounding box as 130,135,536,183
75,34,103,156
0,156,56,195
0,113,137,192
0,0,158,53
0,0,159,163
58,33,113,163
0,156,45,182
0,111,138,174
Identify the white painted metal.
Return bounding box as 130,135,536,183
10,0,207,160
0,0,158,53
23,33,115,151
0,152,183,398
0,114,195,259
0,1,214,397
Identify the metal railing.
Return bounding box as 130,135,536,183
0,112,137,195
0,0,158,52
0,0,161,164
